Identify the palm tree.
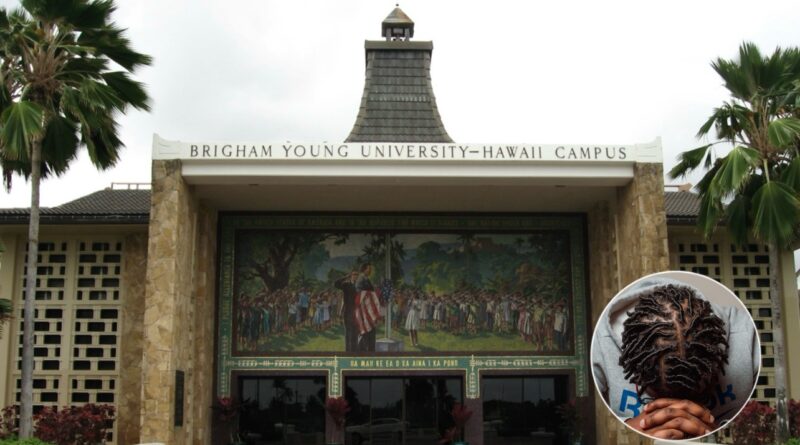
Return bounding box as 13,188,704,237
669,42,800,443
0,0,150,437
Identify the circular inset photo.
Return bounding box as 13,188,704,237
590,271,760,441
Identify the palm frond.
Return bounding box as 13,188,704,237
694,160,722,195
41,114,79,175
0,100,44,159
697,193,723,238
767,117,800,148
102,71,150,111
752,181,800,247
708,146,761,199
78,26,152,71
779,156,800,192
668,143,714,179
725,194,751,247
0,298,12,338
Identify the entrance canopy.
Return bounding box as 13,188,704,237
151,135,663,212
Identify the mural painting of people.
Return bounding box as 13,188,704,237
232,230,574,355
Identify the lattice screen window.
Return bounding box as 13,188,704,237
674,240,722,281
12,238,123,443
730,243,774,404
671,235,776,407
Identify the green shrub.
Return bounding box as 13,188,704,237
784,438,800,445
0,439,53,445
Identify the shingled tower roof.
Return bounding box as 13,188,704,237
345,7,452,143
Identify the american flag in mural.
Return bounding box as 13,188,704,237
355,289,383,335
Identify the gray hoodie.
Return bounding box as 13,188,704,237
591,277,759,423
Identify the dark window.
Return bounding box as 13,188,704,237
239,377,327,445
482,375,569,445
343,376,462,445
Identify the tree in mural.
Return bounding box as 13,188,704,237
456,233,481,288
357,234,405,284
238,232,347,291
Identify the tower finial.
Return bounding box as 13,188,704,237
382,6,414,41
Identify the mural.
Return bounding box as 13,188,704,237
232,229,574,355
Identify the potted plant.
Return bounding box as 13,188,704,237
324,397,350,445
215,396,245,445
440,403,473,445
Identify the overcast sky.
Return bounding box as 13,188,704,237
2,0,800,208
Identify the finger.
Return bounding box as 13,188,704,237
640,407,706,431
657,416,711,437
644,399,715,424
649,428,685,440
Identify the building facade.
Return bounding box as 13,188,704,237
1,7,800,445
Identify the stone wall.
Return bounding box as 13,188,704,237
118,232,148,445
616,163,670,286
140,160,216,445
588,162,670,445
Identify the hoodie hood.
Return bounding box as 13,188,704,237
591,274,759,422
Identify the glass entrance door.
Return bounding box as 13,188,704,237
345,376,463,445
482,375,570,445
238,376,327,445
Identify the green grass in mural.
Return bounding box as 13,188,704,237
243,322,561,353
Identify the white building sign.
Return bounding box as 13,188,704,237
153,135,663,164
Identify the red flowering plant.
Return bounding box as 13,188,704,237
440,403,473,444
214,396,244,444
791,398,800,439
0,405,18,439
731,400,775,445
324,397,350,444
34,404,115,445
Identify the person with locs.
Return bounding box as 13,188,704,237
592,277,758,440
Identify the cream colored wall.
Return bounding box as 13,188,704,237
667,225,800,405
0,226,146,444
0,234,19,410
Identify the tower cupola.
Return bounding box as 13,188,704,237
382,5,414,41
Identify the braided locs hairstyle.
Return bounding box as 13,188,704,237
619,284,729,403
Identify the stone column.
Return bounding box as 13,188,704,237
118,232,148,445
589,163,669,445
189,206,217,445
140,160,216,445
779,250,800,400
615,163,669,287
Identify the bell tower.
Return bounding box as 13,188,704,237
346,6,452,143
382,5,414,41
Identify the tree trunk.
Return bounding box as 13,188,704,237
19,137,42,438
768,241,790,443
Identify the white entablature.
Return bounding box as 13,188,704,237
152,134,662,187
